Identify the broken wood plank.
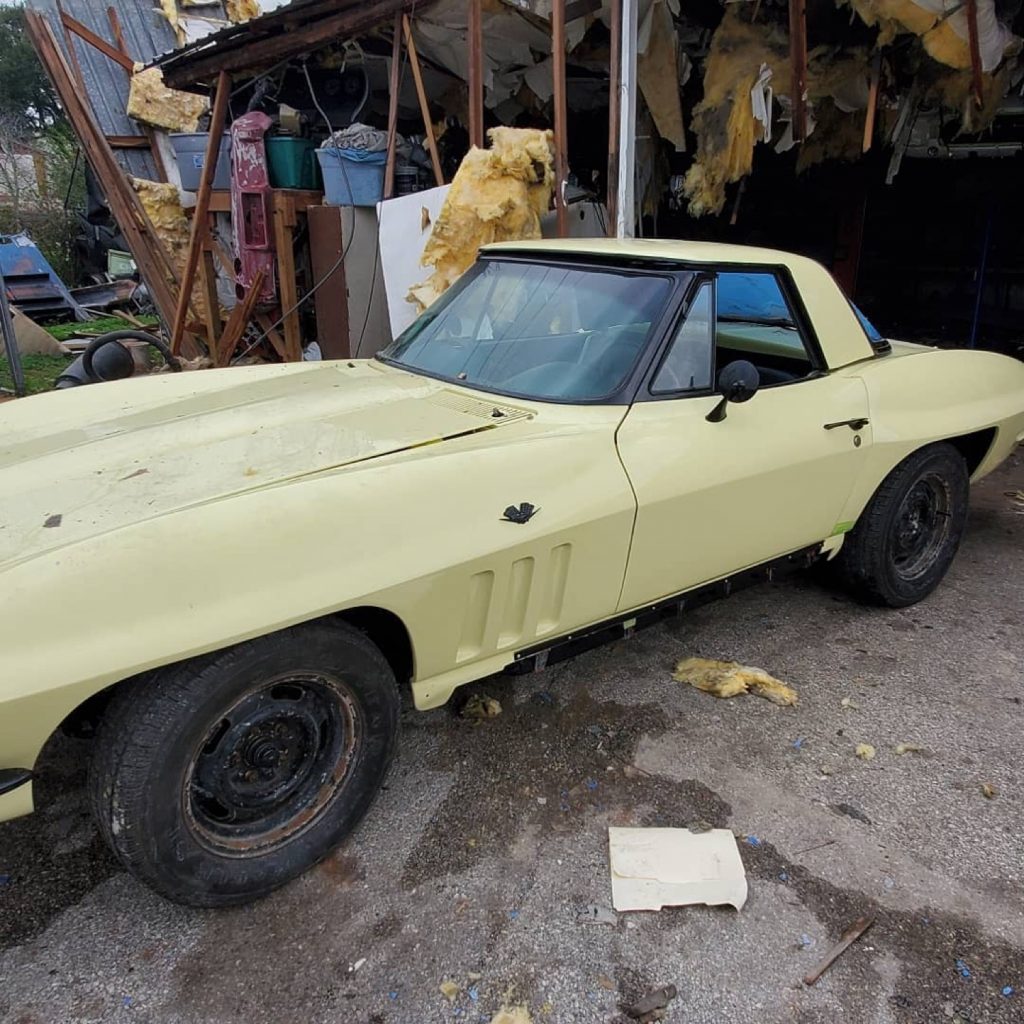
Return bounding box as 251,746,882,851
402,15,444,188
788,0,808,143
106,135,150,148
863,55,880,153
218,270,265,366
552,0,569,237
803,915,875,986
60,10,134,72
170,70,231,357
468,0,484,149
384,12,403,199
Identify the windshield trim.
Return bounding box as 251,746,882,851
377,255,693,406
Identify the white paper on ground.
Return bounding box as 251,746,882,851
608,826,748,912
377,185,451,339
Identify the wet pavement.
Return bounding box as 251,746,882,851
2,451,1022,1024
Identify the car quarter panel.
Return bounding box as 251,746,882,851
0,401,635,812
835,345,1024,527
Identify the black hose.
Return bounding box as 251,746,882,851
82,330,182,381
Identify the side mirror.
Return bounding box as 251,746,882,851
706,360,760,423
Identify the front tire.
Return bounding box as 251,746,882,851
89,622,399,907
832,443,969,607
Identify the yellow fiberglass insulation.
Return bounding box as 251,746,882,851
127,67,208,133
409,126,554,311
683,9,872,216
225,0,261,22
130,178,212,324
845,0,972,67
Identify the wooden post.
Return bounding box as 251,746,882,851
468,0,484,149
552,0,568,237
170,70,230,356
199,247,222,362
863,55,880,153
402,15,444,187
218,271,265,365
384,12,403,199
965,0,984,108
606,0,621,236
788,0,808,143
271,193,303,362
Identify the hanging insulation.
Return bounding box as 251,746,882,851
127,67,208,133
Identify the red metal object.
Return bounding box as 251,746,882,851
230,112,277,306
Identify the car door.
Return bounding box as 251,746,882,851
616,268,872,611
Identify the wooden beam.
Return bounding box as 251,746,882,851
23,11,194,353
863,55,880,153
60,11,134,72
106,6,128,56
56,0,87,96
788,0,808,143
965,0,984,108
606,0,621,236
271,194,303,362
218,271,265,366
384,12,403,199
106,135,149,148
468,0,484,149
402,15,444,188
170,70,231,356
199,246,222,362
164,0,412,89
552,0,568,237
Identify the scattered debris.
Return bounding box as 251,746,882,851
981,783,998,800
350,958,366,973
792,737,806,749
745,834,761,847
802,915,875,986
577,904,617,927
43,514,63,529
794,838,838,856
597,974,616,991
855,743,876,761
955,958,972,978
1005,490,1024,515
831,802,872,825
608,826,748,912
488,1006,532,1024
687,820,714,834
622,984,678,1022
840,697,860,710
799,933,815,949
895,742,925,755
672,657,798,706
1003,986,1015,997
440,979,460,1002
462,694,502,720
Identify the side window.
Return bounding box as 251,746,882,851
715,271,815,383
651,282,713,393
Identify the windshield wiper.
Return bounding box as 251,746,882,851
718,315,796,329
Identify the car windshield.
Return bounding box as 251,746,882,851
381,259,673,402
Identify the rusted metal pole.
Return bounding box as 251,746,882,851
468,0,484,149
616,0,638,237
170,70,230,356
552,0,568,237
606,0,620,236
383,12,402,199
965,0,984,108
788,0,808,143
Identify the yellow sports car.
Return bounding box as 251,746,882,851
3,239,1023,906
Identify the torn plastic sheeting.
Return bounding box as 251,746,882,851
845,0,1015,72
127,67,208,133
751,64,774,143
409,127,554,311
609,827,748,912
673,656,798,706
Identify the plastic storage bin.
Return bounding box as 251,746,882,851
170,133,231,192
316,148,386,206
266,137,322,190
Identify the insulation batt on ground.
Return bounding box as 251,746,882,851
409,127,555,311
673,656,799,705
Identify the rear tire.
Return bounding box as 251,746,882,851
89,622,399,907
831,443,969,607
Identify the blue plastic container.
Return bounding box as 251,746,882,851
316,147,387,206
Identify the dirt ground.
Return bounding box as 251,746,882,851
2,451,1022,1024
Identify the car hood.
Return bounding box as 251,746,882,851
0,360,531,572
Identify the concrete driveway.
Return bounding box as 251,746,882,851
2,451,1022,1024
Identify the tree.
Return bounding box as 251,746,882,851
0,4,63,132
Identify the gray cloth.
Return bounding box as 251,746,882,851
322,123,389,152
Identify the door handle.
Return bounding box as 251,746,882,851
823,418,869,431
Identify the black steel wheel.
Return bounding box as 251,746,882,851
831,442,970,607
90,622,399,906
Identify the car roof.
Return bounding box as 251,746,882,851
482,237,808,268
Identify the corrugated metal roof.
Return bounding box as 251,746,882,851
26,0,232,179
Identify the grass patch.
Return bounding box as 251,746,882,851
0,353,74,396
46,314,159,342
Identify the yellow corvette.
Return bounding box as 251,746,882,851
2,239,1023,906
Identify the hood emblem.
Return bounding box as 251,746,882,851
502,502,538,524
